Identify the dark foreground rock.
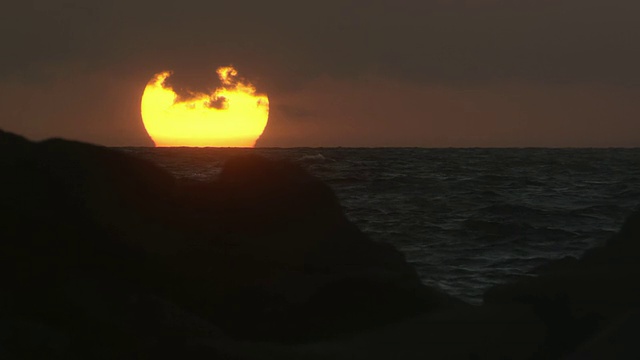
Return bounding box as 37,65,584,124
0,130,459,358
484,206,640,359
2,129,640,359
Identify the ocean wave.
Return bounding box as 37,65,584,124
296,153,334,163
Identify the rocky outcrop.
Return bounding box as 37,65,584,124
3,128,639,359
0,130,458,358
484,206,640,358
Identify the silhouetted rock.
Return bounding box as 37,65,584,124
3,128,639,359
484,206,640,358
0,130,457,358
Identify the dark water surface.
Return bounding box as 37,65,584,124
120,147,640,303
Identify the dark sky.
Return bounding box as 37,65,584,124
1,0,639,147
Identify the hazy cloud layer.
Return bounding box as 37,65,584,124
4,0,639,85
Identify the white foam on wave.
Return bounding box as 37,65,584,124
297,154,334,163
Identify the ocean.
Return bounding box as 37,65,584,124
121,147,640,304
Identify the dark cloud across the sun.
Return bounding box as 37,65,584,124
1,0,639,146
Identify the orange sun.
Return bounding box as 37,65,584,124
141,66,269,147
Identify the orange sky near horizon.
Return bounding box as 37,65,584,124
1,69,640,148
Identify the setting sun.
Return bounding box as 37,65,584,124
141,66,269,147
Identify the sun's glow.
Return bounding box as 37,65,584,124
141,66,269,147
